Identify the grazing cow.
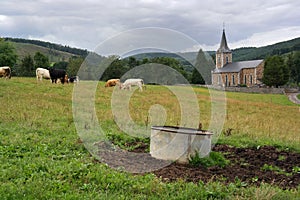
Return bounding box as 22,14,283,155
49,68,67,84
68,76,79,84
36,68,50,81
56,74,69,84
0,66,11,79
105,78,120,87
120,78,145,91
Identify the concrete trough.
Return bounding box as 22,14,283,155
150,126,214,164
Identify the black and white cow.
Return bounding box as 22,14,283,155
68,76,79,84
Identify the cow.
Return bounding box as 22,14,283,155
120,78,145,91
0,66,11,79
36,68,50,81
49,68,67,84
105,78,120,87
68,76,79,84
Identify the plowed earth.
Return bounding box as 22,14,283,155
95,142,300,189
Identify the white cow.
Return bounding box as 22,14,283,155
36,68,50,81
121,78,145,91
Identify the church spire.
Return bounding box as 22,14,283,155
215,28,232,69
217,29,231,53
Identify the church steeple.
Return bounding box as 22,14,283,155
217,29,231,53
216,28,232,69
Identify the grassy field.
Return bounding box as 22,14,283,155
0,77,299,199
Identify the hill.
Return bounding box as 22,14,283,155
4,37,89,64
128,36,300,72
232,37,300,61
4,36,300,67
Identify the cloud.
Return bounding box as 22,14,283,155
0,0,300,53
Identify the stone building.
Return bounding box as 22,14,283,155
211,29,264,87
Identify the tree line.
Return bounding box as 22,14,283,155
262,53,300,87
0,38,299,87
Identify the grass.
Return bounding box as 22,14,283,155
189,151,230,168
0,77,299,199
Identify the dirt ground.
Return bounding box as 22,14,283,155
95,142,300,189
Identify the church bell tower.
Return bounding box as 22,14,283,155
216,29,232,69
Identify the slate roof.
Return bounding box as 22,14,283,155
213,60,264,73
217,29,231,53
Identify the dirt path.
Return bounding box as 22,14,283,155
287,93,300,104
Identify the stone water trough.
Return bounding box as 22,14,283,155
150,126,214,164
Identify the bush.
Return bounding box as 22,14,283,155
189,151,230,168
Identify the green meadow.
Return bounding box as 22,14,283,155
0,77,299,199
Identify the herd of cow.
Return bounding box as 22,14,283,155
36,67,79,84
1,66,145,91
105,78,145,91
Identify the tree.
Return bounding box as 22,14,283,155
34,52,49,69
287,51,300,85
19,55,35,77
262,55,289,87
101,56,128,81
191,68,205,84
128,56,139,68
0,39,17,68
193,49,215,84
66,57,84,76
149,56,189,81
53,61,68,70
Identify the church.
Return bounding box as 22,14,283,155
211,29,264,87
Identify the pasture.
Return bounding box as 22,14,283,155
0,77,299,199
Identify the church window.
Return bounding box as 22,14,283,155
232,75,235,85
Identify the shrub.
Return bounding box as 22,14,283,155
189,151,230,168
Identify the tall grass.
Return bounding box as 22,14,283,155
0,77,299,199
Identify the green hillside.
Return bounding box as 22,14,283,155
4,35,300,67
12,42,76,64
232,37,300,61
4,37,88,64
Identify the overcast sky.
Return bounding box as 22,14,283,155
1,0,300,53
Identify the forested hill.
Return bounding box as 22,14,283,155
130,36,300,65
4,35,300,64
232,37,300,61
4,37,89,57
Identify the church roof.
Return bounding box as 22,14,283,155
217,29,231,53
213,59,264,73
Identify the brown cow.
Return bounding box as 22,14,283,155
105,79,120,87
0,66,11,79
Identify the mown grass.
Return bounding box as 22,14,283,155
0,77,299,199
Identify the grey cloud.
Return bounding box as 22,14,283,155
0,0,300,52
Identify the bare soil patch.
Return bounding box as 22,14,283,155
95,142,300,189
